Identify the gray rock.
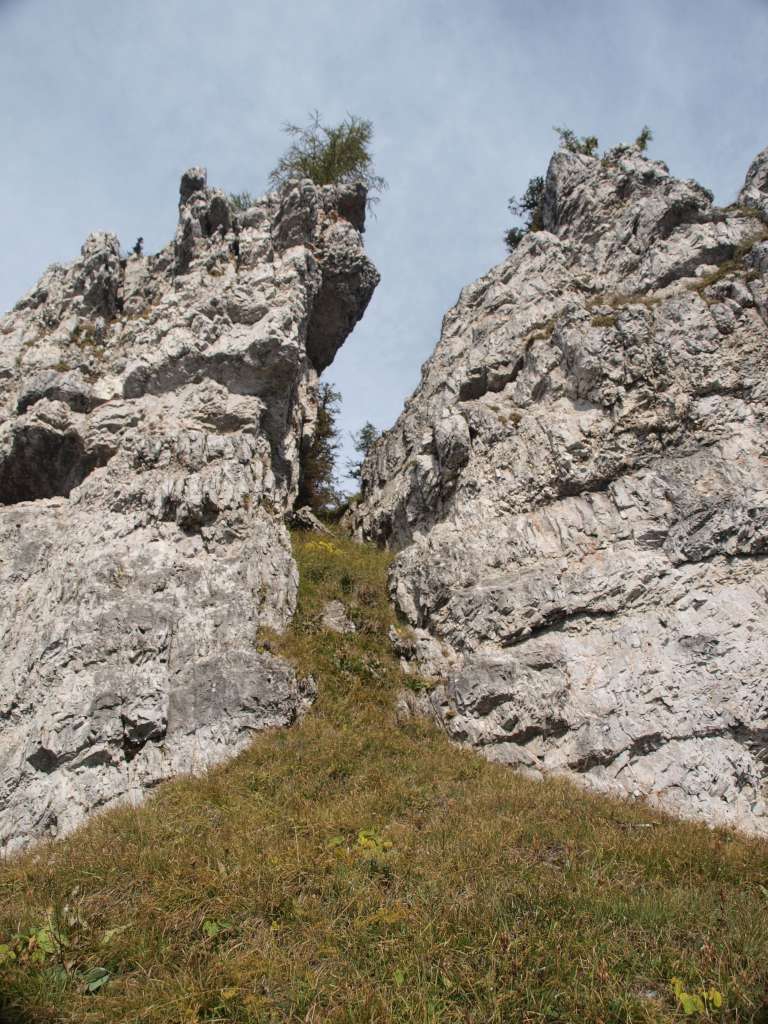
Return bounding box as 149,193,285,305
322,600,356,634
16,369,100,415
388,625,456,679
292,505,333,534
0,168,378,851
739,146,768,222
354,145,768,837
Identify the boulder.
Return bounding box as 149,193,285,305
322,600,356,635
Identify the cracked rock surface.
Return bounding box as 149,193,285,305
354,144,768,836
0,170,378,851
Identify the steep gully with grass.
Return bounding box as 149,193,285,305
0,533,767,1022
2,143,768,852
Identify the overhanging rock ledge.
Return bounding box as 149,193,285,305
0,169,378,852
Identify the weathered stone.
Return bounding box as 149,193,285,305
292,505,333,534
739,146,768,222
354,144,768,837
322,600,356,634
0,168,378,852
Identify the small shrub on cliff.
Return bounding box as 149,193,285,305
269,111,386,203
554,124,600,156
635,124,654,153
228,190,255,211
505,125,655,252
504,174,545,253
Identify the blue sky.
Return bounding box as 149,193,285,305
2,0,767,481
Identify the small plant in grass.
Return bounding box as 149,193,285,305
3,912,69,967
355,828,393,856
201,918,231,940
671,977,723,1015
82,966,111,993
403,673,436,694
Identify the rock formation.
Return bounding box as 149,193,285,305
0,169,378,851
355,144,768,836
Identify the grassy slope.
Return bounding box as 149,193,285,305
0,532,767,1024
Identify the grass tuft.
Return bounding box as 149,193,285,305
1,531,767,1022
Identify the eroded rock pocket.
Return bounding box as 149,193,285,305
0,424,107,504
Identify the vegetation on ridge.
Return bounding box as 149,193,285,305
346,421,380,482
0,532,767,1023
268,111,387,204
504,124,654,253
228,112,386,213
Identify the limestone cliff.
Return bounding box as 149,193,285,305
355,144,768,836
0,169,378,851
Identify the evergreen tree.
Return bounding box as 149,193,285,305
346,421,380,480
297,383,342,513
505,175,545,252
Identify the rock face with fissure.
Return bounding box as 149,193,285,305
355,145,768,836
0,171,378,851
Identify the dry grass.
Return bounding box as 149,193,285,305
523,318,557,345
590,313,618,329
1,532,767,1023
586,292,663,313
687,228,768,295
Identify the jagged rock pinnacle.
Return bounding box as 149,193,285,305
0,168,379,851
354,144,768,836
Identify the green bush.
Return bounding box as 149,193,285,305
269,111,386,204
505,175,545,253
229,190,255,211
554,125,600,157
635,125,653,153
505,125,654,253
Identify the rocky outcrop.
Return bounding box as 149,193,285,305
355,144,768,836
0,170,378,851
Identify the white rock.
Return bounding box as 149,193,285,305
321,601,356,634
354,144,768,837
0,169,378,851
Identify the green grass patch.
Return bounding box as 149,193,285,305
687,228,768,295
590,313,619,329
586,291,663,312
0,531,767,1022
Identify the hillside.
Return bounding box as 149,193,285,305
0,531,767,1023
